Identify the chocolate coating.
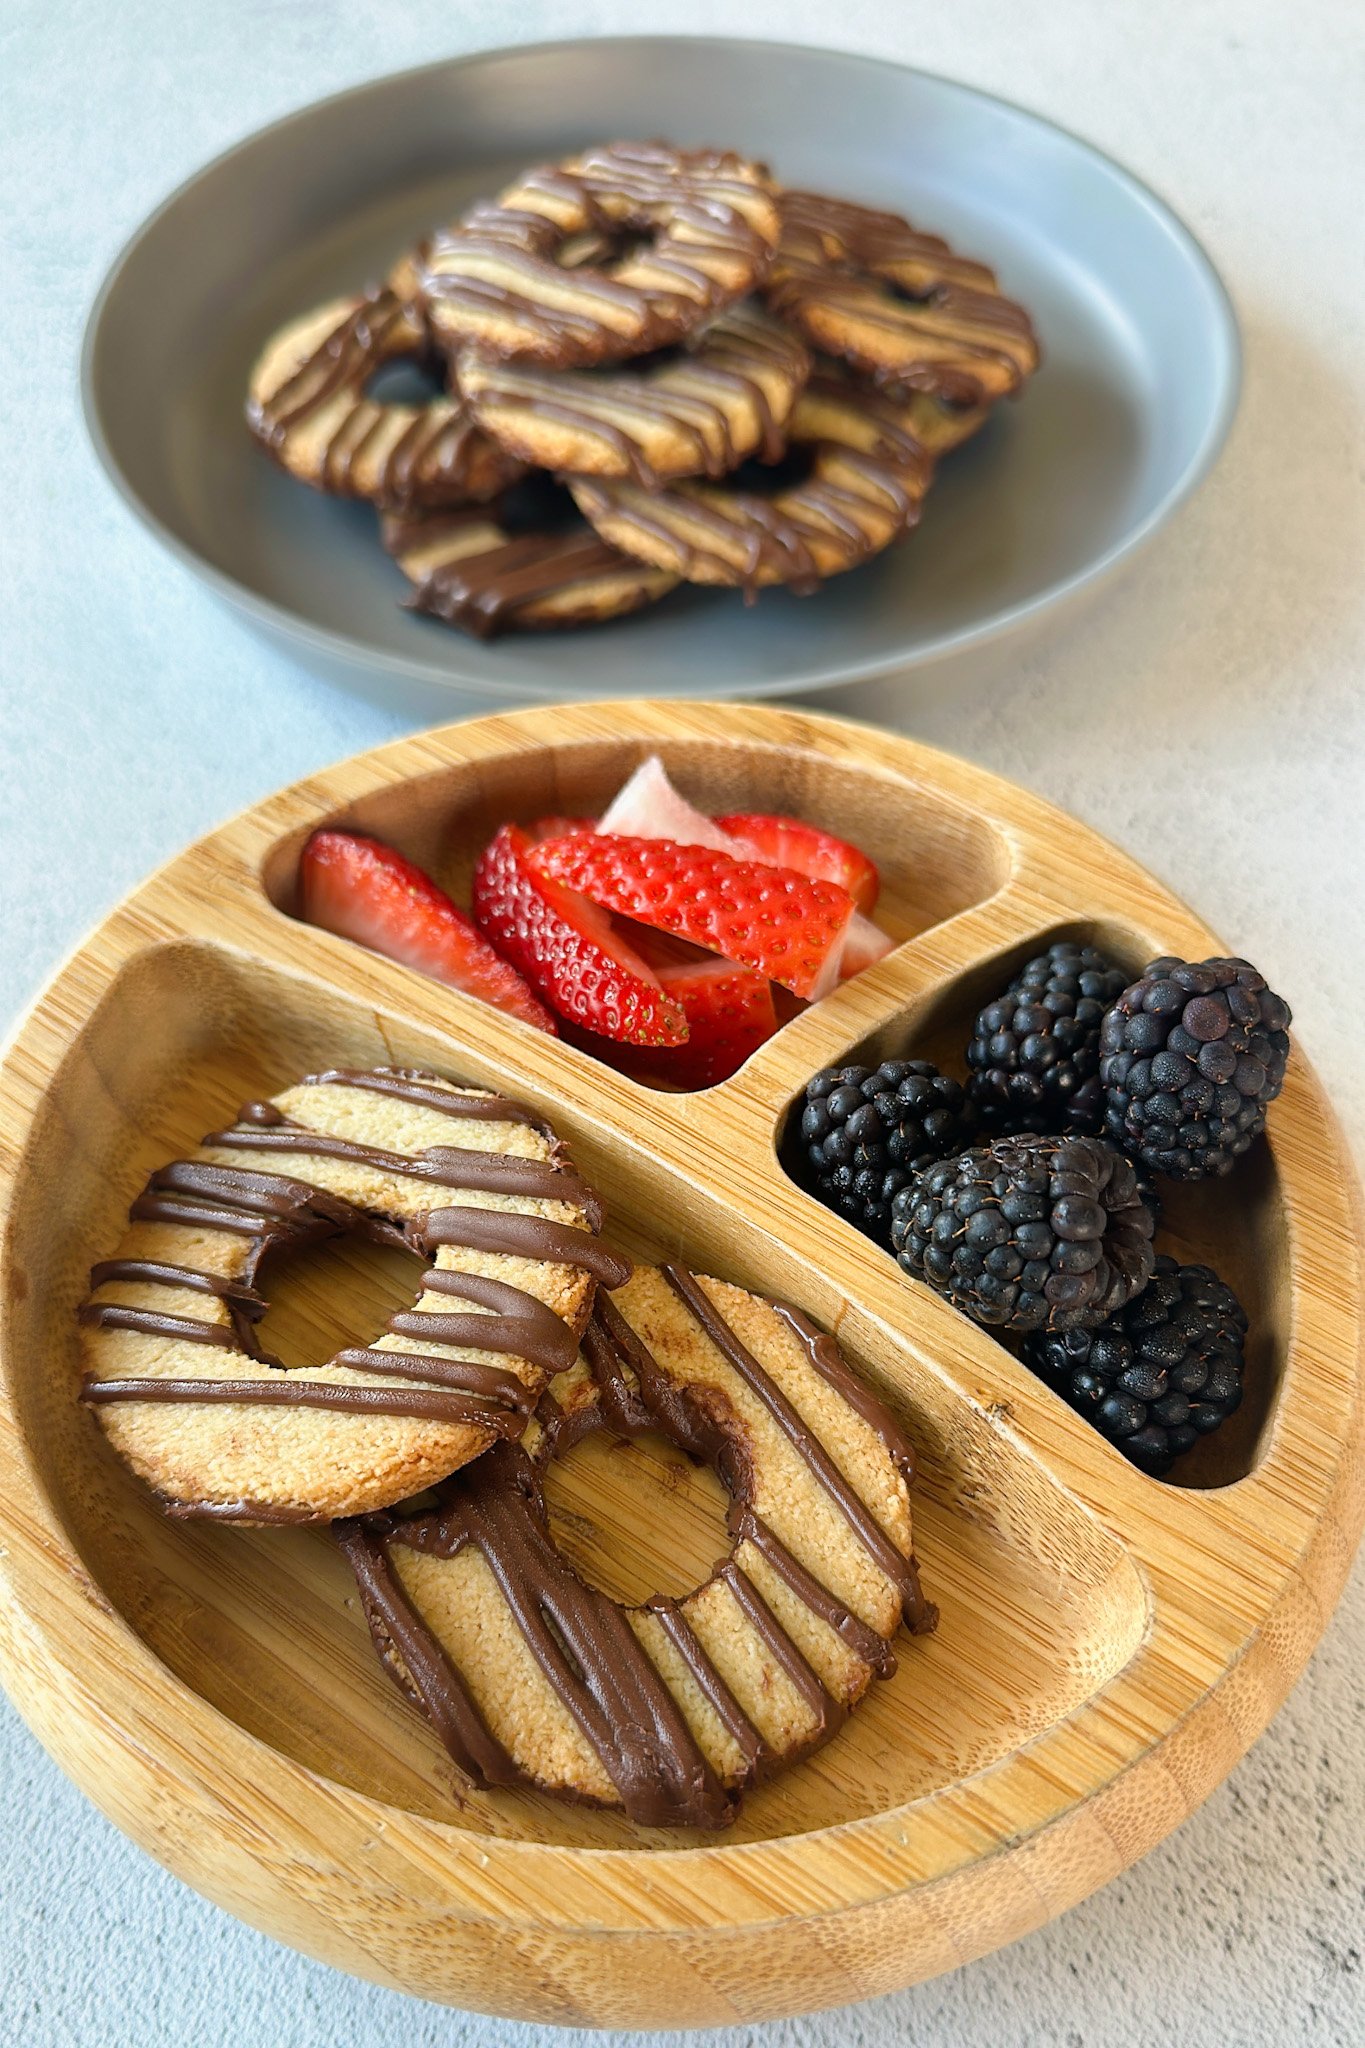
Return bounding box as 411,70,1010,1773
79,1070,624,1449
341,1267,932,1827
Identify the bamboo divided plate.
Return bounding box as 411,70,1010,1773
0,701,1361,2030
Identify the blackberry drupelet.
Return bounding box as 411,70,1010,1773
966,941,1129,1135
891,1133,1155,1333
1100,957,1291,1180
1024,1255,1247,1475
800,1059,970,1237
1130,1160,1163,1231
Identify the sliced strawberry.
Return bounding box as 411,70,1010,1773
525,814,596,845
571,942,778,1089
717,811,880,914
597,755,735,852
471,824,689,1046
530,833,855,1000
839,910,896,979
598,760,882,915
298,829,556,1033
617,930,778,1088
595,760,889,977
652,967,777,1088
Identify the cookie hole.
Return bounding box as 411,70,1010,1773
363,358,446,407
496,472,584,536
727,446,818,495
585,344,683,380
251,1232,424,1370
543,1425,731,1604
880,278,936,308
559,228,652,273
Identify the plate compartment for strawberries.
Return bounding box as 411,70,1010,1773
0,702,1360,2029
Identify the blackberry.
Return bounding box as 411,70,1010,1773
1024,1255,1247,1475
1100,957,1291,1180
1130,1160,1163,1231
966,941,1129,1135
800,1060,970,1237
891,1133,1155,1333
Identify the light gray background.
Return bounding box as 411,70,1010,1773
3,3,1364,2044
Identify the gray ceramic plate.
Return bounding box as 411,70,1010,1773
82,36,1240,711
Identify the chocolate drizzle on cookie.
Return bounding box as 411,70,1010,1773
246,289,519,511
416,143,781,370
335,1522,521,1787
361,1439,736,1829
779,191,1001,293
84,1373,531,1432
421,1205,631,1284
253,291,413,433
79,1068,628,1472
570,370,935,596
191,1115,601,1212
660,1265,931,1634
382,474,678,639
340,1267,931,1828
457,302,810,488
398,517,661,640
766,190,1039,406
302,1066,555,1133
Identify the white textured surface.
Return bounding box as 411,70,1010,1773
3,2,1365,2043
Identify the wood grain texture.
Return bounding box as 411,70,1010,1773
0,700,1360,2029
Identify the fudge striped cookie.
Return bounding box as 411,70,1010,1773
381,476,679,638
411,142,782,369
246,290,521,511
765,189,1039,405
340,1262,932,1827
79,1067,628,1522
570,366,987,594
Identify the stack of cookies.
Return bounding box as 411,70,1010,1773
78,1063,931,1826
247,141,1039,640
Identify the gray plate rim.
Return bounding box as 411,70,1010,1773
80,33,1242,702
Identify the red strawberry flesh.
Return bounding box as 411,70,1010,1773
717,811,880,914
530,832,855,1000
298,829,556,1033
574,929,779,1089
471,824,689,1046
525,814,597,845
632,930,778,1086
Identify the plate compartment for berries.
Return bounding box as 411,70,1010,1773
0,701,1360,2029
